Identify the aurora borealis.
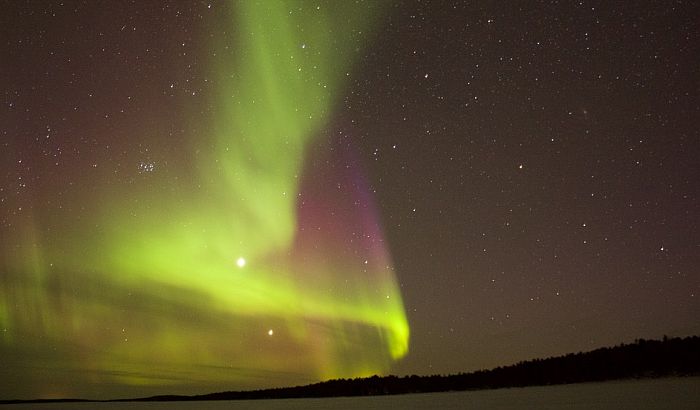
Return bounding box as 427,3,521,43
1,0,408,399
2,0,699,401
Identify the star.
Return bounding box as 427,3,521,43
236,257,246,268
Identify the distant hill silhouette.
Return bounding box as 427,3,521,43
138,335,699,401
2,335,697,404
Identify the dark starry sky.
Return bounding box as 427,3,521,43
1,0,699,399
355,0,700,375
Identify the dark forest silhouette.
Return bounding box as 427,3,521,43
142,335,699,401
3,335,698,404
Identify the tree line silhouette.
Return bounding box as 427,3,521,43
4,335,696,404
141,335,699,401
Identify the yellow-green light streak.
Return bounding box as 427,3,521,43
0,0,408,398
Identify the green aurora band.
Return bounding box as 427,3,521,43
0,1,409,398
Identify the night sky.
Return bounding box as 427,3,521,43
1,0,698,400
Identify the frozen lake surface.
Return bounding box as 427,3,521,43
5,377,699,409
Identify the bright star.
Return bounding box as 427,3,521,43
236,257,246,268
